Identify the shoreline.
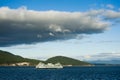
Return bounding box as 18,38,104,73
0,64,120,67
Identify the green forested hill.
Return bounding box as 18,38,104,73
0,50,91,66
0,50,41,65
46,56,91,66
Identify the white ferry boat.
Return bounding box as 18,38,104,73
36,62,63,69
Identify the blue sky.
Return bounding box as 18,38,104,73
0,0,120,61
0,0,120,11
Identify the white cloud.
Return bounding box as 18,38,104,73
81,53,120,61
106,4,114,9
49,32,55,36
104,10,120,19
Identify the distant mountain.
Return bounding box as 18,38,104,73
0,50,42,65
46,56,91,66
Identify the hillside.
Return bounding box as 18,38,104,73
46,56,91,66
0,50,92,66
0,50,42,65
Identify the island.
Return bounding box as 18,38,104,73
0,50,92,67
0,50,41,66
46,56,92,66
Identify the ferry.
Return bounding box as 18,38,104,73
36,62,63,69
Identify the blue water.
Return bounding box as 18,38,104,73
0,66,120,80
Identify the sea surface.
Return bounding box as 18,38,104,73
0,66,120,80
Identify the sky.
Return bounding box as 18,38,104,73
0,0,120,61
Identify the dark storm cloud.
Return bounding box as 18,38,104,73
0,7,119,46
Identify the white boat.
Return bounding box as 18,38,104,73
36,62,63,69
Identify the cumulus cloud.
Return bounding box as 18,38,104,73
0,6,119,46
104,10,120,19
